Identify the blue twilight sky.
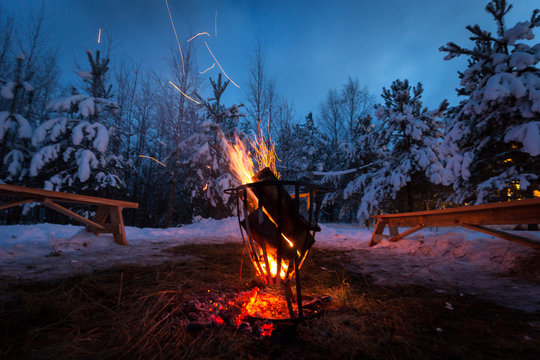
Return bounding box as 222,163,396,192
2,0,539,119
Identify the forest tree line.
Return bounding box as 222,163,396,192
1,0,539,227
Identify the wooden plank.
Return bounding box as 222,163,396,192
108,206,127,245
380,206,539,227
0,184,138,208
369,198,539,247
389,225,426,242
0,198,36,210
42,198,105,231
462,224,540,249
369,218,387,246
372,198,540,219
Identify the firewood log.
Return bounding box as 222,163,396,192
241,211,296,259
251,168,315,253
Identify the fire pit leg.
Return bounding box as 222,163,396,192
294,255,304,320
283,282,296,319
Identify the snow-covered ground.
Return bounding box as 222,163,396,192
1,218,539,312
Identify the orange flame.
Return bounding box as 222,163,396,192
224,134,293,280
259,252,289,278
224,134,255,185
250,119,280,179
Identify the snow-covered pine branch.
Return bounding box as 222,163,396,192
438,0,540,204
27,50,126,193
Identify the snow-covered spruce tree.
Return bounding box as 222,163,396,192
321,113,376,221
439,0,540,204
0,54,33,184
348,79,448,223
276,112,327,181
179,73,246,219
30,50,126,194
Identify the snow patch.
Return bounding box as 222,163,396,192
1,220,539,312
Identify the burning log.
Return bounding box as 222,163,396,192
241,211,296,259
250,167,317,255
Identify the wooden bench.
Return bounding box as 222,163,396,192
0,184,138,245
369,198,540,249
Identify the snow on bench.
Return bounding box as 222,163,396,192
0,184,138,245
369,198,540,249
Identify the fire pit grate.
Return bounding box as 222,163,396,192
225,168,330,320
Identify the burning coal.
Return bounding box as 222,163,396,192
179,288,331,337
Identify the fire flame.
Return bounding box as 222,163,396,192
224,133,293,280
225,134,255,185
259,254,289,279
250,119,280,179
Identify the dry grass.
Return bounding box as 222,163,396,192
1,243,539,359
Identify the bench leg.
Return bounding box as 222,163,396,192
389,225,425,242
109,206,127,245
369,218,387,246
462,224,540,249
86,205,110,234
94,205,110,223
42,198,105,231
0,198,36,210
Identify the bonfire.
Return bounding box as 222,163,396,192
224,123,330,322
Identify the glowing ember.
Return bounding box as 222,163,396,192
260,323,274,336
236,287,289,321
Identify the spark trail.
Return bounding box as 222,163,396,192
165,0,185,75
169,81,201,104
204,41,239,88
